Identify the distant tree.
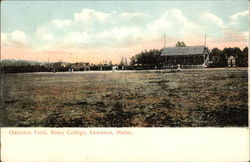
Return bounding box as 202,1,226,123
130,49,163,69
238,47,248,67
223,47,241,58
242,47,248,66
119,57,124,66
124,58,128,66
175,41,187,47
242,46,248,54
209,48,222,67
210,47,222,61
130,56,136,66
220,48,230,67
211,48,222,55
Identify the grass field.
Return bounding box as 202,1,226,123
0,68,248,127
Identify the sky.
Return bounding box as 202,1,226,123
1,0,249,63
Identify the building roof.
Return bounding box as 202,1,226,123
161,46,209,56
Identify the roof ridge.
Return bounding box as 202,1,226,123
165,45,205,48
161,46,208,56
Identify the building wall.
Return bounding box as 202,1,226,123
228,56,236,67
163,54,205,66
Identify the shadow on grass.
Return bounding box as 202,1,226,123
202,106,248,127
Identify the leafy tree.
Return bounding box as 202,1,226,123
220,48,230,67
239,47,248,67
223,47,241,58
175,41,187,47
130,49,163,68
242,46,248,55
130,56,136,66
210,48,222,56
210,47,222,62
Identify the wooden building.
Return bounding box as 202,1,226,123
161,46,210,68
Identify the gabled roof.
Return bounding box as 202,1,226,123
161,46,209,56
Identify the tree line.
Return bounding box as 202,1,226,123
0,60,129,73
209,47,248,67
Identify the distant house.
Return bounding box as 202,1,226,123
112,66,118,71
52,62,68,69
61,63,67,68
228,56,236,67
161,46,210,68
71,62,90,71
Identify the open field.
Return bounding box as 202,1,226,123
0,68,248,127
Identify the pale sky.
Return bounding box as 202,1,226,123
1,1,249,63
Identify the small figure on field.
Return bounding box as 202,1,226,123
177,64,181,71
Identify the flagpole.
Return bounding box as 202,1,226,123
205,34,206,47
164,34,166,48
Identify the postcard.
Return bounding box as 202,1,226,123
0,0,249,161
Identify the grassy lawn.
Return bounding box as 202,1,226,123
0,68,248,127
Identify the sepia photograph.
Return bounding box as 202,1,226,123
0,0,248,128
